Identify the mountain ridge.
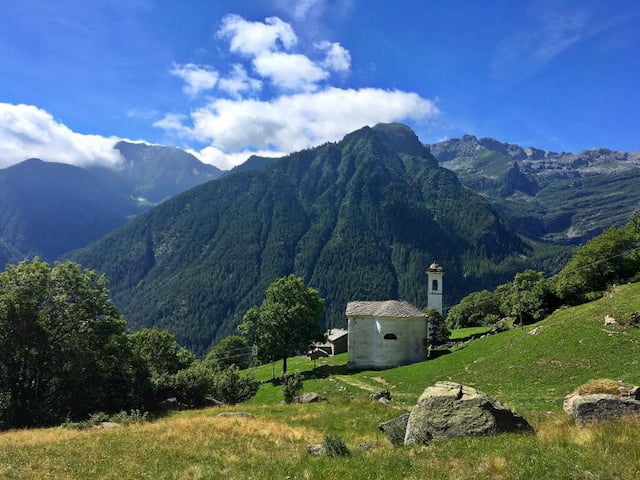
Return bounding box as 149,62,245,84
68,123,552,355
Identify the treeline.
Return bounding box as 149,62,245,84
0,259,259,431
447,215,640,329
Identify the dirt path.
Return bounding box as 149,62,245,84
333,375,379,392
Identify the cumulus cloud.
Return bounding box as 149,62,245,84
154,87,438,154
192,146,285,171
315,41,351,72
0,103,123,169
218,14,297,55
218,64,262,97
170,63,219,97
157,13,438,169
253,52,328,91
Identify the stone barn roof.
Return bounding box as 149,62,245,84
345,300,427,318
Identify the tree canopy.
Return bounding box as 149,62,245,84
239,275,324,374
0,259,138,429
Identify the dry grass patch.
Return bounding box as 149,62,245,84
478,455,509,479
575,378,622,395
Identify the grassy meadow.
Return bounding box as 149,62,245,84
2,283,640,479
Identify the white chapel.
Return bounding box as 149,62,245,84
346,263,444,370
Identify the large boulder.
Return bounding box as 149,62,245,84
296,392,327,404
378,413,410,447
404,382,533,445
571,394,640,426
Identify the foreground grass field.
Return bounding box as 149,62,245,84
2,283,640,479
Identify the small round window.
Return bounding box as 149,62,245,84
383,333,398,340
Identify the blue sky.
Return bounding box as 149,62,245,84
1,0,639,169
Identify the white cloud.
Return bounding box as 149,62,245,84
191,146,285,171
253,52,328,91
154,87,438,160
170,63,219,97
218,64,262,97
292,0,325,21
315,41,351,72
218,14,297,56
0,103,123,169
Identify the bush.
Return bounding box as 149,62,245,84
282,373,303,404
211,365,260,404
323,433,350,456
169,363,217,407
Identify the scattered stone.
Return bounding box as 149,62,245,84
629,312,640,326
216,412,255,419
295,392,327,404
306,444,325,456
357,443,374,451
204,396,224,407
370,390,392,401
604,315,619,326
571,394,640,425
158,397,188,411
404,382,533,445
528,326,542,335
378,397,391,405
378,413,410,447
94,422,121,429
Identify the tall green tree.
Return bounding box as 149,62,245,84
0,259,137,429
239,275,324,374
204,335,252,370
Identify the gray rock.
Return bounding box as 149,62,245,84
306,444,325,455
204,396,224,407
378,413,410,447
357,443,374,451
378,397,391,405
571,394,640,426
158,397,188,411
295,392,327,404
370,390,392,401
404,382,533,445
94,421,121,429
604,315,619,326
528,326,542,335
216,412,255,419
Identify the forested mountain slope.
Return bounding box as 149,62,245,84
69,123,559,354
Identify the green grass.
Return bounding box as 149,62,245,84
449,326,492,340
2,283,640,479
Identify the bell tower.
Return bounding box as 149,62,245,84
427,262,444,314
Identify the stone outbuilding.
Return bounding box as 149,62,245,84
308,328,348,360
346,300,428,369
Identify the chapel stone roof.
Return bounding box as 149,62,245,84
345,300,427,318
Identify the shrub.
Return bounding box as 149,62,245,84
282,373,303,404
170,363,217,407
211,365,260,404
323,433,350,456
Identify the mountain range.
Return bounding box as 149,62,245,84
67,124,564,354
0,142,221,267
430,135,640,244
2,124,638,354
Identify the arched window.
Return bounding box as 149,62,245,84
432,279,438,291
383,333,398,340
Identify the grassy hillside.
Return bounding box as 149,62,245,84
2,283,640,479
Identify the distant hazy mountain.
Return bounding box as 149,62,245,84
429,135,640,244
0,158,138,267
0,143,224,268
108,141,222,203
69,123,561,355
